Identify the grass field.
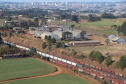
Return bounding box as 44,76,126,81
0,58,55,81
57,18,126,35
0,74,92,84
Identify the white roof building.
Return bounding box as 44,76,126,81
108,35,115,42
40,31,62,40
40,30,88,41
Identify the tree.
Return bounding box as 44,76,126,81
29,47,37,55
62,31,72,40
71,24,75,28
88,14,101,22
88,14,94,22
56,42,64,48
28,20,35,27
44,35,48,40
48,43,52,50
71,49,77,56
34,18,38,27
111,25,117,30
47,36,52,43
7,16,12,21
95,51,104,64
80,31,86,39
20,21,28,29
116,55,126,70
105,56,113,67
9,31,12,37
101,13,116,18
121,21,126,36
71,15,79,23
102,80,107,84
89,51,95,61
0,36,2,45
51,38,56,44
0,49,2,57
42,42,47,49
117,26,122,33
105,39,110,46
4,32,7,37
89,51,104,64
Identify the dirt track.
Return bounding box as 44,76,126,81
0,58,98,84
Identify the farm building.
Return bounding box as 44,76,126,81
69,30,88,39
108,35,115,42
112,37,126,44
70,40,101,46
33,31,43,38
53,30,63,40
40,31,62,40
108,35,126,44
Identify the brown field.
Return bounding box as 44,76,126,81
3,32,126,75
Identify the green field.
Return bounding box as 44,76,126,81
0,58,55,81
1,74,92,84
57,18,126,35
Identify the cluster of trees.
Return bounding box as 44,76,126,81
1,31,13,37
101,13,116,19
89,51,114,66
105,56,113,67
55,42,65,48
44,35,56,44
62,31,72,40
2,9,48,18
0,33,2,45
42,36,56,50
61,15,79,23
116,55,126,70
29,47,37,55
0,26,13,30
119,14,126,18
117,21,126,36
70,49,86,59
88,14,101,22
112,21,126,36
89,51,104,64
74,54,86,59
20,19,38,29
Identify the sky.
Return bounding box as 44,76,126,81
0,0,123,2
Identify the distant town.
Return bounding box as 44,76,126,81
0,1,126,16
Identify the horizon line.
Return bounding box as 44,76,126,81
0,1,122,3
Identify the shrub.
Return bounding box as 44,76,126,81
105,56,113,67
89,51,104,64
42,42,47,49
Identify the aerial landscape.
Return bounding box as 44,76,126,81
1,0,126,84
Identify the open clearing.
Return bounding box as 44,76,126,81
0,74,92,84
0,58,55,81
0,58,95,84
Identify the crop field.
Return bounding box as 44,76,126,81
0,74,92,84
0,58,55,81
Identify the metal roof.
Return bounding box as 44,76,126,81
112,37,121,41
68,30,81,37
70,40,100,44
108,35,115,41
